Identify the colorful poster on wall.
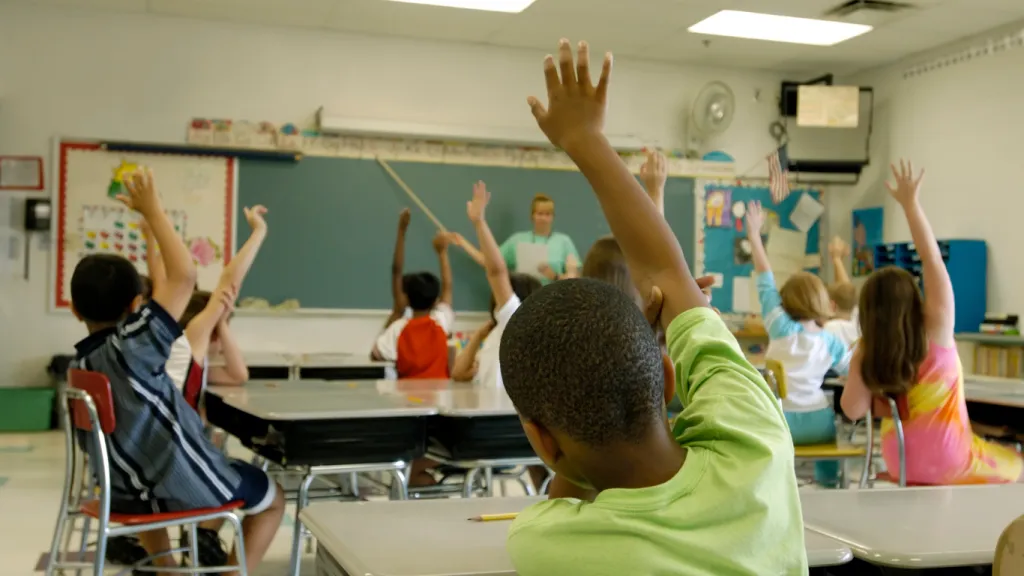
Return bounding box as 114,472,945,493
705,188,732,228
699,183,823,314
852,207,883,277
54,141,236,310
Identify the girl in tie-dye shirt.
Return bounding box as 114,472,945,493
840,160,1023,484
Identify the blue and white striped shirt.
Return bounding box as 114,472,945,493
73,301,241,513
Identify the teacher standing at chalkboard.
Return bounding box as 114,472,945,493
455,192,580,284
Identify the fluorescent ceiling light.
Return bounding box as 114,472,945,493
688,10,872,46
385,0,537,13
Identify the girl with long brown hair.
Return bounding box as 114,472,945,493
841,160,1023,484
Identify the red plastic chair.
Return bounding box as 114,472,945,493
45,369,248,575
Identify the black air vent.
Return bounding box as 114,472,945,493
825,0,916,17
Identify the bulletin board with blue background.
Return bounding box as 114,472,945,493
700,184,823,314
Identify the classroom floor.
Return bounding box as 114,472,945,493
0,431,872,575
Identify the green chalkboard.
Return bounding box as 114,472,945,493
237,157,695,311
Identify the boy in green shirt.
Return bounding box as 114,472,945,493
497,39,806,576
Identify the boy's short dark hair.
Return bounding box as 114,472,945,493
71,254,143,323
500,278,664,446
402,272,441,311
180,290,212,328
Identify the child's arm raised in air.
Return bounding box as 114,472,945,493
208,312,248,385
639,149,667,216
433,232,454,306
185,280,237,362
467,181,515,307
746,201,771,275
386,209,411,328
118,169,196,319
141,221,167,295
528,40,706,328
829,236,852,286
888,160,954,345
225,205,268,290
746,202,801,339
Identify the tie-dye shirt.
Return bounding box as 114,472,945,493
881,341,1023,485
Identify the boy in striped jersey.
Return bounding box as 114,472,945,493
70,168,283,576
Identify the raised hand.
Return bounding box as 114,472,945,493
886,159,924,207
639,149,668,193
432,231,452,253
528,39,612,153
746,201,765,236
116,168,162,217
398,208,411,231
244,205,268,233
829,236,850,259
467,181,490,224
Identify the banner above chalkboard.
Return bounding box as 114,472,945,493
185,118,735,179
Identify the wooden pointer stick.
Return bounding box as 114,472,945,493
377,157,448,233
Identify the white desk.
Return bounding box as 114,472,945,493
302,497,850,575
299,353,396,380
208,384,437,420
803,485,1024,568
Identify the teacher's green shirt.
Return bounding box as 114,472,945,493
499,231,580,284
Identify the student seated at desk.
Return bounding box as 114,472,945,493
841,160,1024,485
372,209,455,379
450,181,542,387
499,40,806,576
167,205,269,403
69,168,284,576
824,236,860,349
746,200,850,487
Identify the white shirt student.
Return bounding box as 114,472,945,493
451,181,542,387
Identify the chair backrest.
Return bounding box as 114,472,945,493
764,359,788,399
67,369,116,434
995,514,1024,575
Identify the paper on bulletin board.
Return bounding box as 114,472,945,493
767,226,807,285
732,276,756,313
789,192,825,232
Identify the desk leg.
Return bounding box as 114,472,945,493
484,467,494,497
391,468,409,500
463,468,479,498
349,472,360,498
288,472,316,576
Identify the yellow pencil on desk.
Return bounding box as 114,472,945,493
468,513,518,522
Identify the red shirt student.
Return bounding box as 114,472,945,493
371,209,455,379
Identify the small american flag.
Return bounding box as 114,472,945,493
767,143,791,204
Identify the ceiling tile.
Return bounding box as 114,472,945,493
486,0,689,54
6,0,147,10
148,0,336,28
325,0,512,43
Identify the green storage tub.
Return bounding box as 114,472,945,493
0,388,56,432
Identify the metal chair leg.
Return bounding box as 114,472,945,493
288,473,316,576
188,523,200,568
463,468,479,498
484,467,494,497
391,467,409,500
225,513,248,576
349,472,360,498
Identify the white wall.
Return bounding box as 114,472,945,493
0,4,788,386
828,20,1024,317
